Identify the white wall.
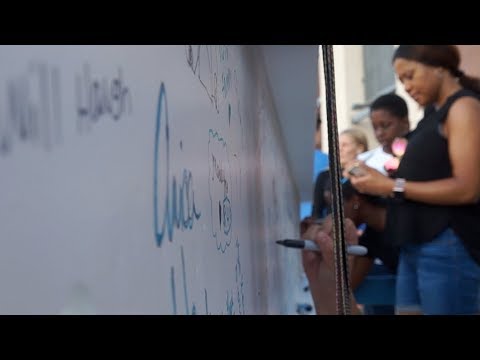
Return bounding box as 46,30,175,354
0,45,306,314
319,45,373,153
260,46,319,202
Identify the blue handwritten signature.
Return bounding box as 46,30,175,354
153,83,201,247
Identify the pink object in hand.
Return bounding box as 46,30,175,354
392,137,408,157
384,157,400,172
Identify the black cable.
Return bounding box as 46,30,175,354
322,45,351,315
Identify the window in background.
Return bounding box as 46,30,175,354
352,45,396,124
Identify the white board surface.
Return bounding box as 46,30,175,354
0,45,303,314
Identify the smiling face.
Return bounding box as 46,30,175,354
393,58,442,107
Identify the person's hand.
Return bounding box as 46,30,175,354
302,216,359,277
346,162,394,197
301,221,329,279
301,216,359,314
343,160,365,180
300,216,315,237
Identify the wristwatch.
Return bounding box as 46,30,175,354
392,178,406,200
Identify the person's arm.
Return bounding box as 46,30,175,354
301,217,362,315
302,224,337,314
349,100,480,206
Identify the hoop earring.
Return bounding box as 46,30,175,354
353,203,360,211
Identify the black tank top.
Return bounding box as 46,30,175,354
385,88,480,265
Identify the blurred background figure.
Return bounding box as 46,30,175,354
349,45,480,315
299,107,329,221
357,93,410,176
311,128,368,220
349,92,410,314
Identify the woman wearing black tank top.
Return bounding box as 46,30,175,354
348,46,480,315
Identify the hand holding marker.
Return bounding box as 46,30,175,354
284,218,367,256
276,239,367,256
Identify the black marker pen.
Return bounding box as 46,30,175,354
276,239,367,256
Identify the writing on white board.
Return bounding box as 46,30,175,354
153,83,201,247
185,45,234,115
170,239,245,315
0,62,62,156
75,64,132,134
208,129,233,253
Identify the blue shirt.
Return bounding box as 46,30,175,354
313,150,329,181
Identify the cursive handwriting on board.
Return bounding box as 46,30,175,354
75,64,132,134
185,45,233,114
153,83,201,247
208,129,233,253
170,240,245,314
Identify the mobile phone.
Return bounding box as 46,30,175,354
347,164,366,177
